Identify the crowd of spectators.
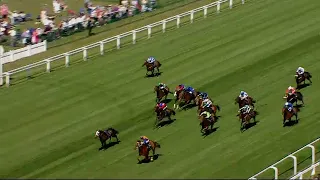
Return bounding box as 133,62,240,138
0,0,157,48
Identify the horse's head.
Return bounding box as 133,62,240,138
235,96,241,104
174,89,181,97
154,86,159,92
135,140,142,150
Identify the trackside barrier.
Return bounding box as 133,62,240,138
0,0,246,87
290,161,320,179
248,138,320,180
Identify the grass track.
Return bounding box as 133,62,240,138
1,0,320,178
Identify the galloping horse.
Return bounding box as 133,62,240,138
154,86,171,103
134,140,161,163
235,96,256,108
198,113,216,135
285,92,304,105
198,103,220,118
174,89,197,109
295,72,312,87
237,109,257,132
282,107,299,126
142,61,161,76
95,128,119,149
154,107,176,121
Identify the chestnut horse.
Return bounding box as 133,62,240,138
198,104,220,118
154,86,171,103
142,61,161,76
295,72,312,87
237,109,257,132
174,89,197,109
235,96,256,108
282,107,299,127
198,113,216,135
134,140,161,163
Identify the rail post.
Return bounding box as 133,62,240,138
117,36,121,49
229,0,233,9
217,1,221,13
65,53,70,67
100,41,104,55
45,60,50,72
190,10,194,23
83,47,87,61
176,15,180,28
132,30,136,44
162,20,166,33
289,155,298,175
204,6,208,18
5,72,10,87
148,25,152,39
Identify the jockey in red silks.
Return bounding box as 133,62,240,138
284,86,296,98
157,102,167,111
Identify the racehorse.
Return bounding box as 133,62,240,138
134,140,161,163
198,114,216,135
174,89,197,109
235,96,256,108
295,72,312,87
285,92,304,105
142,60,161,76
237,109,257,132
282,107,299,127
95,128,119,149
154,86,171,103
198,104,220,118
154,107,176,124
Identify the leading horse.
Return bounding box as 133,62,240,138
285,92,304,105
282,107,299,127
95,128,119,149
142,61,161,76
134,140,161,163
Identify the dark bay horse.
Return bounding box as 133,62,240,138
154,86,171,103
295,72,312,87
237,110,257,132
174,89,197,109
134,140,161,163
199,113,216,135
282,107,299,127
95,128,119,149
235,96,256,108
285,92,304,105
142,61,161,76
154,107,176,121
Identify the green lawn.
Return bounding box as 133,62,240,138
1,0,320,178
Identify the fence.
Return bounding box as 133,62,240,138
0,0,245,87
248,137,320,180
290,161,320,179
0,40,47,64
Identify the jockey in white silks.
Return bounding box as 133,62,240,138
239,91,248,100
296,67,305,75
202,98,213,108
147,56,156,65
239,105,251,114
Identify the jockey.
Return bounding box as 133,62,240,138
199,92,209,99
239,91,248,100
284,102,293,111
184,86,195,94
140,136,151,149
158,83,166,90
284,86,296,98
239,105,251,114
147,56,156,66
202,98,213,108
296,67,305,76
177,84,185,91
157,102,167,111
200,111,213,121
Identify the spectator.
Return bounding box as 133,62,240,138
8,26,17,47
0,3,9,20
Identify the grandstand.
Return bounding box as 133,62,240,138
0,0,319,179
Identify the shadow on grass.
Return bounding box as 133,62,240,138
99,141,121,151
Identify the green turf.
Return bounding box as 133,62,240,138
1,0,320,178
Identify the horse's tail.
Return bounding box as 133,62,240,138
111,128,119,134
307,72,312,78
157,61,162,67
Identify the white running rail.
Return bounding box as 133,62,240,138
0,0,245,87
0,41,47,64
248,138,320,180
290,161,319,179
